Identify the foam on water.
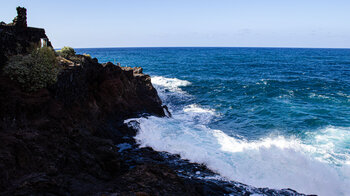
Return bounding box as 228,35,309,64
125,76,350,196
150,76,192,108
151,76,191,93
305,126,350,165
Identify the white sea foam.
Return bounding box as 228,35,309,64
126,76,350,196
180,104,217,124
128,116,350,196
151,76,191,93
183,104,215,115
151,76,192,106
305,126,350,165
309,92,330,100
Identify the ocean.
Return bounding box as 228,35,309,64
75,47,350,196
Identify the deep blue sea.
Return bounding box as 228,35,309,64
76,47,350,195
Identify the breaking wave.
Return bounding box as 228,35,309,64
126,76,350,196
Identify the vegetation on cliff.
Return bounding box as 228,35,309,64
3,46,60,91
56,46,76,59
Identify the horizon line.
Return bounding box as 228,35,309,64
60,46,350,50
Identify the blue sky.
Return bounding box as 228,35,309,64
1,0,349,48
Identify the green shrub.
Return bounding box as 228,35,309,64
4,46,60,91
83,53,91,58
57,46,76,58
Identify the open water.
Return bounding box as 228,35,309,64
76,47,350,195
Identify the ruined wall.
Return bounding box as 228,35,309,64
0,7,52,67
12,7,27,28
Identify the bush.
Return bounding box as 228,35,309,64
57,46,76,58
83,53,91,58
4,46,60,91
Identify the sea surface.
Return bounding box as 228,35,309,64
76,47,350,196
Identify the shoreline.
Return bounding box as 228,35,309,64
0,9,309,195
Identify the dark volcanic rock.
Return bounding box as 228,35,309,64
0,22,166,193
52,57,165,121
0,56,166,195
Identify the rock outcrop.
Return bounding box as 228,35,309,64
0,44,169,194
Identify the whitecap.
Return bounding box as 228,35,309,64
127,75,350,196
151,76,191,93
151,76,192,107
183,104,216,114
126,115,350,196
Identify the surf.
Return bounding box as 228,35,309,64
126,76,350,196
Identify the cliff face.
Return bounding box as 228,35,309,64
0,51,168,194
52,60,165,121
0,11,171,193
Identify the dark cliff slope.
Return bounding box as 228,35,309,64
0,50,170,194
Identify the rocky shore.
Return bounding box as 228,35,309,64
0,8,309,196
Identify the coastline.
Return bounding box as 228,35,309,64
0,12,310,196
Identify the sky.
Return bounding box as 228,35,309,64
1,0,349,48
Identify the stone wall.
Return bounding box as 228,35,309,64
12,7,27,28
0,7,52,67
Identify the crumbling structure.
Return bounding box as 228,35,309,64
0,6,28,28
12,7,27,28
0,7,52,67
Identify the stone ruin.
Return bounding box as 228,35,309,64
0,6,28,28
0,7,52,66
12,7,27,28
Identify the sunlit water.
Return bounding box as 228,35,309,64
76,47,350,195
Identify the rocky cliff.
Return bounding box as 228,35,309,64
0,53,185,194
0,10,220,194
0,8,307,196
